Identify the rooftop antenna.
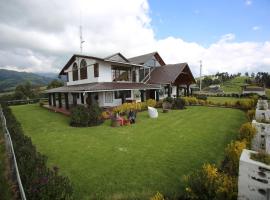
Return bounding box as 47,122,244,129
199,60,202,91
79,11,85,53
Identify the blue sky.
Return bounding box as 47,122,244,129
149,0,270,46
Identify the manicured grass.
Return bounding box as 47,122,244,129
11,104,246,200
207,97,248,104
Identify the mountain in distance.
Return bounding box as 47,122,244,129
0,69,55,92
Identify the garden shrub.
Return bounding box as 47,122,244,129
182,97,198,105
183,163,237,200
221,140,247,176
146,99,157,107
1,105,73,199
88,103,103,126
238,122,256,147
155,100,163,108
163,97,173,104
150,192,165,200
172,98,185,109
101,111,111,120
246,109,255,121
70,105,89,127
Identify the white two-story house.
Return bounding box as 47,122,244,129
46,52,195,110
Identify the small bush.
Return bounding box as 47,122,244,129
238,122,256,147
146,99,157,107
182,97,198,105
150,192,165,200
172,98,185,109
88,103,103,126
70,105,89,127
163,97,173,104
221,140,247,176
183,163,237,200
155,100,163,108
246,109,255,121
101,111,111,120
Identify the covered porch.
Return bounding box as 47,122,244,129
147,63,196,98
45,82,161,112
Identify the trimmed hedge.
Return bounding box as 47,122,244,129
1,105,73,199
70,104,103,127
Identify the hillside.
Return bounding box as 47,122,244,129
221,76,247,93
0,69,54,92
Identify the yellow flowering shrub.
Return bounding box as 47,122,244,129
150,192,165,200
221,140,247,176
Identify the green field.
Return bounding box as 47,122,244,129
11,104,246,200
221,76,247,93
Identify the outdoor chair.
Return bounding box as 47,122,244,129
128,110,136,124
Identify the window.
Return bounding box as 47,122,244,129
105,92,113,103
132,70,136,82
80,59,87,80
94,63,99,77
72,63,78,81
112,66,131,81
114,90,131,99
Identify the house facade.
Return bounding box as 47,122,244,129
46,52,195,109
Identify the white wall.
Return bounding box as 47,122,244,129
238,149,270,200
65,58,113,86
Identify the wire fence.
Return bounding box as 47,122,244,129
0,106,27,200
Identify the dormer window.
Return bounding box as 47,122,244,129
80,59,87,80
72,63,78,81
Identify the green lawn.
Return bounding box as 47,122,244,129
11,104,246,200
221,76,247,93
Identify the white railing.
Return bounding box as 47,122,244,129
0,107,27,200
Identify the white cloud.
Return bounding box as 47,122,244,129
0,0,269,76
252,26,261,31
245,0,252,6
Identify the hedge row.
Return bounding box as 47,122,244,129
182,96,257,110
1,105,73,200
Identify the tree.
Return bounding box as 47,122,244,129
14,82,37,100
245,72,249,77
47,79,64,89
202,76,213,88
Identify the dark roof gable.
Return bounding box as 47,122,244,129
104,52,129,63
128,52,166,66
147,63,195,85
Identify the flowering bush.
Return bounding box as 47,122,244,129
183,163,237,200
238,122,256,147
221,140,247,176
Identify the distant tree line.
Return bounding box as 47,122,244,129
0,80,63,102
198,72,242,89
198,71,270,89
